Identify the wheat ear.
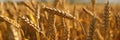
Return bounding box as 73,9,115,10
42,5,76,20
87,17,96,40
103,1,110,40
19,16,40,32
0,15,21,28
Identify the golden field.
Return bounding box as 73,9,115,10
0,0,120,40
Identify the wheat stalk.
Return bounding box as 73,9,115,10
41,4,85,40
54,0,70,40
43,5,57,40
114,12,120,29
12,2,18,10
95,29,104,40
60,0,70,40
113,12,120,40
42,6,85,37
0,2,4,15
71,1,80,39
0,15,23,40
0,0,119,40
23,1,35,12
54,0,59,8
91,0,96,11
82,7,102,23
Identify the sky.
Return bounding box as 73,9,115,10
0,0,120,4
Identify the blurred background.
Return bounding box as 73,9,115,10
0,0,120,4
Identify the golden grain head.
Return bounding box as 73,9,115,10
0,0,120,40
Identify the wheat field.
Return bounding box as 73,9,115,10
0,0,120,40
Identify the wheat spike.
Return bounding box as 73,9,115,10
115,12,120,29
0,15,21,28
42,4,57,40
20,16,40,32
87,17,96,40
42,5,86,40
103,1,110,40
42,5,76,20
